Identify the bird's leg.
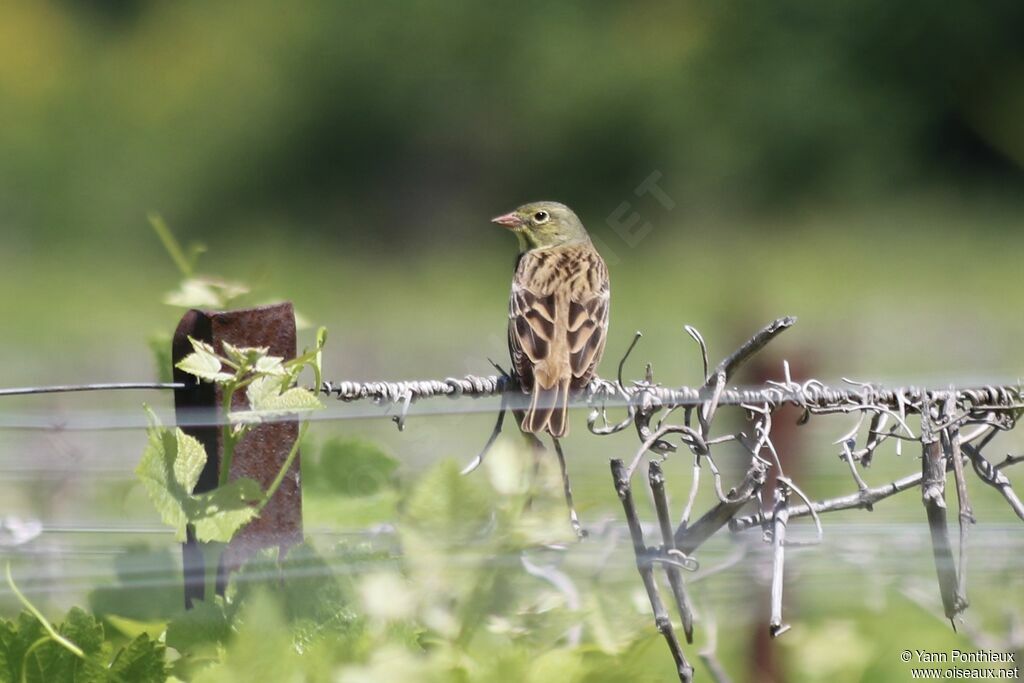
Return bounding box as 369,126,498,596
553,437,587,539
515,425,586,539
520,429,546,512
460,394,508,475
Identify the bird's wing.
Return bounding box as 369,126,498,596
566,252,609,389
508,281,556,390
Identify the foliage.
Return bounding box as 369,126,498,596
2,568,166,683
0,433,688,681
137,332,326,542
303,437,398,497
135,419,263,543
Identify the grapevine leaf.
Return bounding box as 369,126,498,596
171,429,207,494
232,380,322,423
20,608,105,683
406,459,492,541
253,355,286,376
188,337,217,356
222,342,271,368
243,375,287,408
164,277,249,309
175,340,232,384
190,478,263,543
192,592,300,683
309,438,397,497
58,608,104,656
136,427,195,541
165,600,230,655
138,421,258,542
107,634,167,683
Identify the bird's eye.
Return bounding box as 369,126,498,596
533,211,549,223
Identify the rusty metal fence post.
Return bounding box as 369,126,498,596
172,302,303,607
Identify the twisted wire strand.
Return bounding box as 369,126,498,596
320,375,1024,414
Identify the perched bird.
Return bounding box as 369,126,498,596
492,201,610,438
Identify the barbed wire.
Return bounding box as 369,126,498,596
319,374,1024,425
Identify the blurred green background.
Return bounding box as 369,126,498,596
3,0,1024,247
1,1,1024,681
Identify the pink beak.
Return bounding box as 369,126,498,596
491,212,522,228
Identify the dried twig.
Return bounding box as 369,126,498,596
702,317,795,390
943,404,973,613
965,444,1024,521
697,609,733,683
675,458,769,554
649,461,695,643
921,431,964,624
611,459,694,683
768,485,791,638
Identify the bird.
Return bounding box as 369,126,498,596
492,201,610,437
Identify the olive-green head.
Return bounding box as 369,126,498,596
492,201,590,251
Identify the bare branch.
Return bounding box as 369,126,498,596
944,403,973,612
921,436,965,623
611,459,694,682
649,461,695,643
697,609,733,683
675,458,769,554
768,487,791,639
618,331,643,389
965,443,1024,521
702,316,796,390
728,453,980,531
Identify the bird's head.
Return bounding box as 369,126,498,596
492,201,589,252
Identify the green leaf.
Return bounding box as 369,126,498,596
164,277,249,309
166,600,230,655
171,429,207,494
188,338,217,355
176,352,232,385
192,592,301,683
88,546,182,623
242,375,287,408
175,337,233,383
253,355,286,376
17,608,105,683
107,634,167,683
405,459,493,542
231,380,322,423
221,342,271,369
137,421,259,543
527,648,585,682
0,605,167,683
308,438,398,497
58,608,104,656
279,543,355,626
190,478,262,543
0,616,33,683
102,615,167,641
136,426,207,541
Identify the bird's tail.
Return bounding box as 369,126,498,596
522,378,571,437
